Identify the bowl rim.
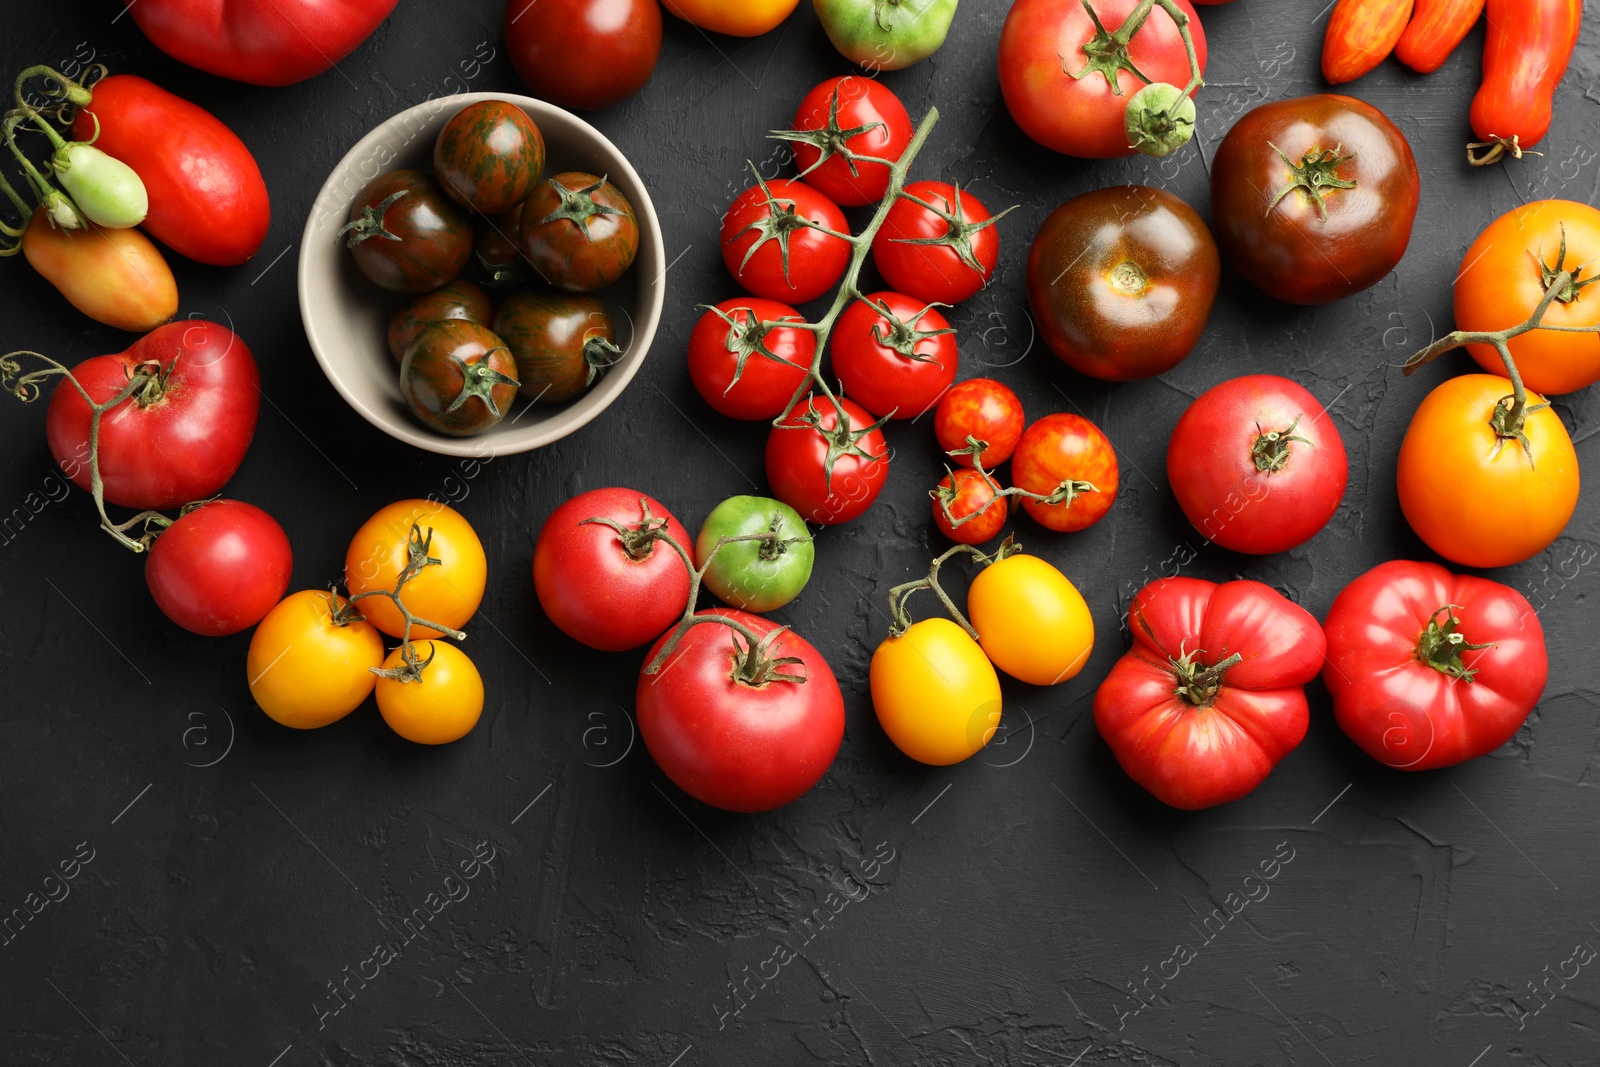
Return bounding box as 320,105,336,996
297,91,666,458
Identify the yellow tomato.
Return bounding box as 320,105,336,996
870,618,1001,765
345,500,486,639
968,554,1095,686
247,591,385,729
660,0,799,37
375,642,484,745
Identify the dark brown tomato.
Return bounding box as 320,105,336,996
1028,185,1220,381
505,0,663,110
474,209,527,278
400,320,521,436
1210,94,1419,305
493,290,623,403
518,171,640,292
433,100,546,215
388,280,495,362
341,169,474,293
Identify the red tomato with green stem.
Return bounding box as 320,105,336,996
127,0,399,86
766,396,890,525
504,0,663,110
934,378,1025,468
778,77,913,207
533,488,693,651
687,298,814,420
1166,375,1348,555
722,177,852,304
145,499,292,636
873,181,1010,305
46,320,260,510
1011,413,1119,532
638,608,845,813
832,292,957,420
933,469,1007,545
1322,561,1547,770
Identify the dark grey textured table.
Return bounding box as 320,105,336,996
3,3,1598,1065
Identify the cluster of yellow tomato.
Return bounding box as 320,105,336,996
871,552,1093,766
245,500,489,745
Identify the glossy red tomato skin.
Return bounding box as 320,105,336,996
1167,375,1348,554
934,379,1025,468
721,179,851,304
505,0,663,110
533,488,693,652
999,0,1208,158
145,500,292,636
638,608,845,813
687,298,814,420
73,75,270,266
789,77,913,207
127,0,399,86
1011,414,1119,532
765,396,889,525
873,181,1000,305
1322,561,1547,771
1211,94,1419,305
832,292,957,420
1094,577,1325,810
45,321,260,510
933,469,1008,544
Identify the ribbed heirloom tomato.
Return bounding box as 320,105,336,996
346,500,487,640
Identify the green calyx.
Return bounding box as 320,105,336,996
444,350,519,418
1168,643,1243,707
1265,142,1358,223
865,296,953,361
1536,224,1597,306
797,398,891,496
770,86,888,181
730,169,836,289
338,189,407,246
582,335,624,386
728,625,808,688
1066,0,1155,94
535,174,625,238
888,182,1017,279
1251,416,1310,473
698,303,805,395
1414,605,1494,681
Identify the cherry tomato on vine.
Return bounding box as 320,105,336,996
345,500,487,640
1011,414,1119,532
433,100,545,215
388,280,495,363
145,499,292,636
968,554,1094,686
376,642,484,745
782,77,913,207
873,181,1005,305
833,292,957,420
932,469,1007,545
505,0,663,111
493,291,621,403
696,496,814,613
533,488,693,651
933,378,1025,468
872,618,1001,766
400,321,521,436
517,172,640,292
638,608,844,812
765,396,890,525
248,591,385,729
722,178,852,304
687,298,814,420
341,169,473,293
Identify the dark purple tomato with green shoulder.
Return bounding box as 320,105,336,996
340,169,474,293
400,320,521,436
433,100,546,215
493,290,623,403
517,171,640,292
388,280,495,362
1028,185,1220,381
505,0,663,111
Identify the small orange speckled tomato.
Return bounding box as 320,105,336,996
248,591,385,729
1011,413,1119,532
375,642,484,744
932,469,1007,545
345,500,487,639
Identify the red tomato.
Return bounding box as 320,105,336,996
765,396,889,525
73,75,270,266
1166,375,1348,554
45,321,260,510
1011,413,1119,532
933,469,1008,544
1322,561,1547,770
638,608,845,812
1469,0,1581,161
933,378,1025,468
832,292,957,420
998,0,1208,158
784,77,913,207
721,178,851,304
873,181,1004,305
505,0,663,110
128,0,399,86
687,298,814,420
1094,577,1326,809
533,488,693,651
145,500,292,636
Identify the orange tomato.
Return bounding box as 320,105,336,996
1322,0,1413,84
659,0,797,36
1456,199,1600,396
375,642,484,745
21,206,177,332
345,500,486,639
1397,374,1578,568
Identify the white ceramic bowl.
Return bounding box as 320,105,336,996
298,92,665,456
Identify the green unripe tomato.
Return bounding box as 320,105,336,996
53,143,148,229
813,0,959,72
695,497,814,613
1124,82,1197,159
